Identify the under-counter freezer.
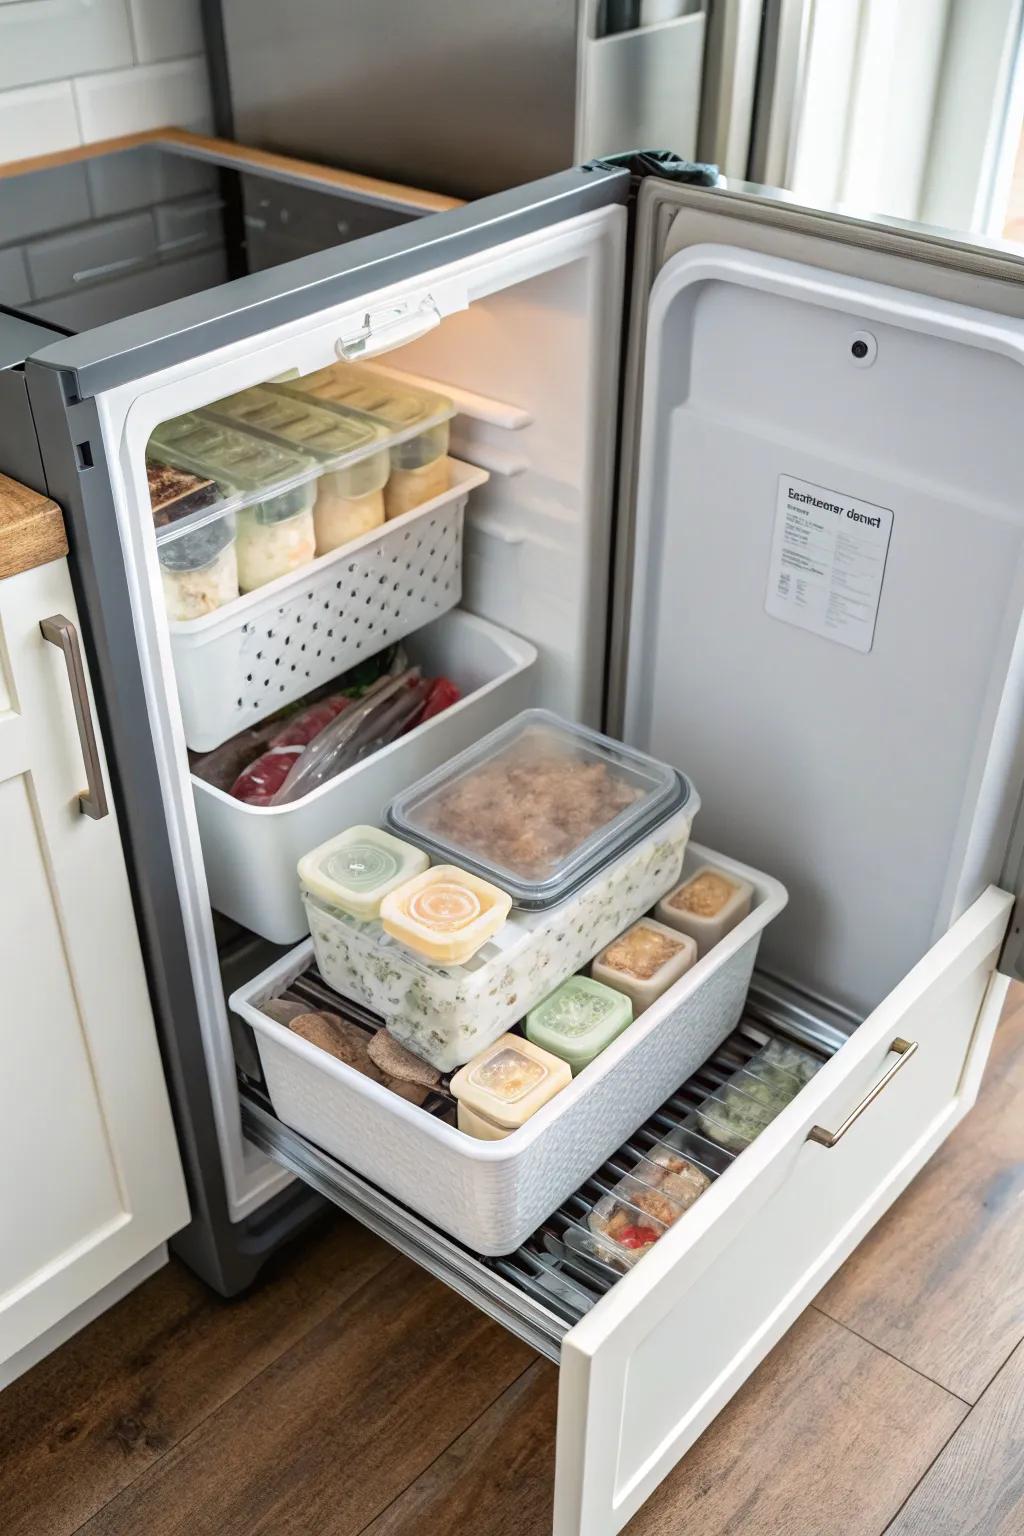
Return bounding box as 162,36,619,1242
6,129,1024,1536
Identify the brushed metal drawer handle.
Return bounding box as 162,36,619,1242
40,614,109,820
807,1037,918,1148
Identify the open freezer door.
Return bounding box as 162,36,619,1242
552,178,1024,1534
21,162,632,1292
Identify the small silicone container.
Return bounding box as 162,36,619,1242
298,826,429,922
525,975,633,1075
656,865,754,956
591,919,697,1013
450,1034,571,1140
380,864,512,965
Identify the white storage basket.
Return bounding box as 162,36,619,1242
231,843,788,1254
171,458,487,751
194,611,538,943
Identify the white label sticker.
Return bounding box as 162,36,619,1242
765,475,893,653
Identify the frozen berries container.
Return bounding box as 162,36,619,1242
232,841,789,1253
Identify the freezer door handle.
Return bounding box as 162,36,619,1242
806,1037,918,1148
40,613,109,820
336,292,455,361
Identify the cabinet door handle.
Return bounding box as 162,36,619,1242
807,1037,918,1148
40,614,109,820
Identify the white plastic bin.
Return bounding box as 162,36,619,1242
193,610,537,942
170,458,487,750
231,843,788,1253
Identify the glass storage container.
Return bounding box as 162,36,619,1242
386,708,695,909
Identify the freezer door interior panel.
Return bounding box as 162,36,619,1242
23,166,631,1257
546,174,1024,1535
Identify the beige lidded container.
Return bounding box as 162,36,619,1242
656,865,754,957
270,363,455,520
450,1033,572,1140
591,918,697,1013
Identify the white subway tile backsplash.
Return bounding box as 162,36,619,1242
72,55,212,142
0,0,133,92
129,0,204,65
0,79,80,162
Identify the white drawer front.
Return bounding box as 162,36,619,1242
554,885,1012,1536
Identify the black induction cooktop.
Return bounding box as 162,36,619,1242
0,141,419,336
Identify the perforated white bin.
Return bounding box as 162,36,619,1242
231,843,788,1254
170,458,487,751
194,611,538,943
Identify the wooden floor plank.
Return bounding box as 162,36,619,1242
363,1308,966,1536
75,1257,535,1536
884,1340,1024,1536
0,1215,392,1536
816,995,1024,1401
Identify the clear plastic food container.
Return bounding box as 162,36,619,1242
148,460,240,621
204,387,391,555
297,825,428,923
450,1034,571,1140
272,363,454,520
656,864,754,957
590,918,697,1014
302,806,692,1072
587,1147,710,1269
386,709,695,909
694,1037,823,1153
525,975,633,1075
148,412,318,592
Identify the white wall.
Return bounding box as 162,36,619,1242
0,0,212,165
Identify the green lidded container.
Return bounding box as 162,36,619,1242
525,975,634,1075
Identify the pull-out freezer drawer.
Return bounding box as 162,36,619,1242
241,883,1012,1536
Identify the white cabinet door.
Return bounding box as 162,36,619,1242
0,556,189,1369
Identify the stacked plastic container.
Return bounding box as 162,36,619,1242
233,711,790,1252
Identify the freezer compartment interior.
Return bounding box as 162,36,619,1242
117,207,629,1223
230,842,788,1253
238,985,843,1356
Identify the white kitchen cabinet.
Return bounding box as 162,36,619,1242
0,520,188,1383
